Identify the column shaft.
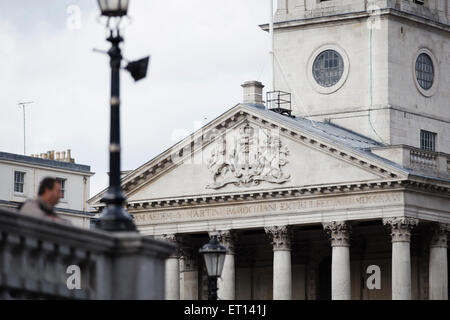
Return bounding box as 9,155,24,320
216,230,236,300
384,217,418,300
165,257,180,300
273,250,292,300
332,246,351,300
265,226,292,300
324,221,351,300
392,241,412,300
429,224,448,300
181,248,198,300
218,254,235,300
429,247,448,300
158,234,181,300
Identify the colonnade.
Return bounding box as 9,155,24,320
161,219,448,300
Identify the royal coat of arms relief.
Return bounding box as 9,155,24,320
206,122,291,189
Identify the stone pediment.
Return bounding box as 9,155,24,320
89,104,409,208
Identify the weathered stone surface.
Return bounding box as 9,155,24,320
0,208,175,300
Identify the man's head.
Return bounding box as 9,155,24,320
38,178,61,207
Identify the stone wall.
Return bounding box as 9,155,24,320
0,208,175,300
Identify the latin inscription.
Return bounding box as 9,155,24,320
132,193,402,225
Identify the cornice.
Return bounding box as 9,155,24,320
0,159,95,176
405,176,450,193
118,180,410,212
112,179,450,212
259,8,450,33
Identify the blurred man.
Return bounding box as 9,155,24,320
19,177,69,224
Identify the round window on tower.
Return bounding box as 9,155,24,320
415,53,434,90
413,49,438,97
307,44,350,95
312,50,344,88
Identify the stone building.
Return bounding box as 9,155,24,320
0,150,94,228
89,0,450,300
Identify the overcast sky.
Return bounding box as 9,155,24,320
0,0,271,197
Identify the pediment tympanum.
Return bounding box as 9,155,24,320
89,104,408,208
125,120,386,201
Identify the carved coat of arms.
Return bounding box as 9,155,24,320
206,123,290,189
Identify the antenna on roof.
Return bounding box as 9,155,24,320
18,101,34,155
269,0,275,96
266,1,293,118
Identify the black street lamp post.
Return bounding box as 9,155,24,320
95,0,149,232
199,235,228,300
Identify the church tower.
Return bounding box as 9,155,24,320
267,0,450,153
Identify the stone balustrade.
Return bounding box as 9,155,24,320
371,145,450,177
409,149,438,171
0,208,175,300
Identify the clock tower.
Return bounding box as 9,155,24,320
266,0,450,153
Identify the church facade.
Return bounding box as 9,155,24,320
89,0,450,300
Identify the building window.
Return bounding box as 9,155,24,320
313,50,344,87
14,171,25,193
415,53,434,90
420,130,437,152
56,178,66,199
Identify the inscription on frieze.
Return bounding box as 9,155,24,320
132,193,403,225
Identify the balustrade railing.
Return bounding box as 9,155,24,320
409,149,438,171
371,145,450,177
0,208,175,300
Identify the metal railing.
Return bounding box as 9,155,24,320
266,91,294,117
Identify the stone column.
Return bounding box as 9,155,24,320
265,226,292,300
429,223,448,300
159,234,180,300
180,247,199,300
216,230,236,300
383,217,419,300
323,221,352,300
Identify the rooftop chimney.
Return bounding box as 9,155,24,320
34,149,76,163
242,81,264,105
66,149,74,163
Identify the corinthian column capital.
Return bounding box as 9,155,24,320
323,221,351,247
430,223,449,248
213,230,236,255
265,225,291,251
383,217,419,243
156,234,181,258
